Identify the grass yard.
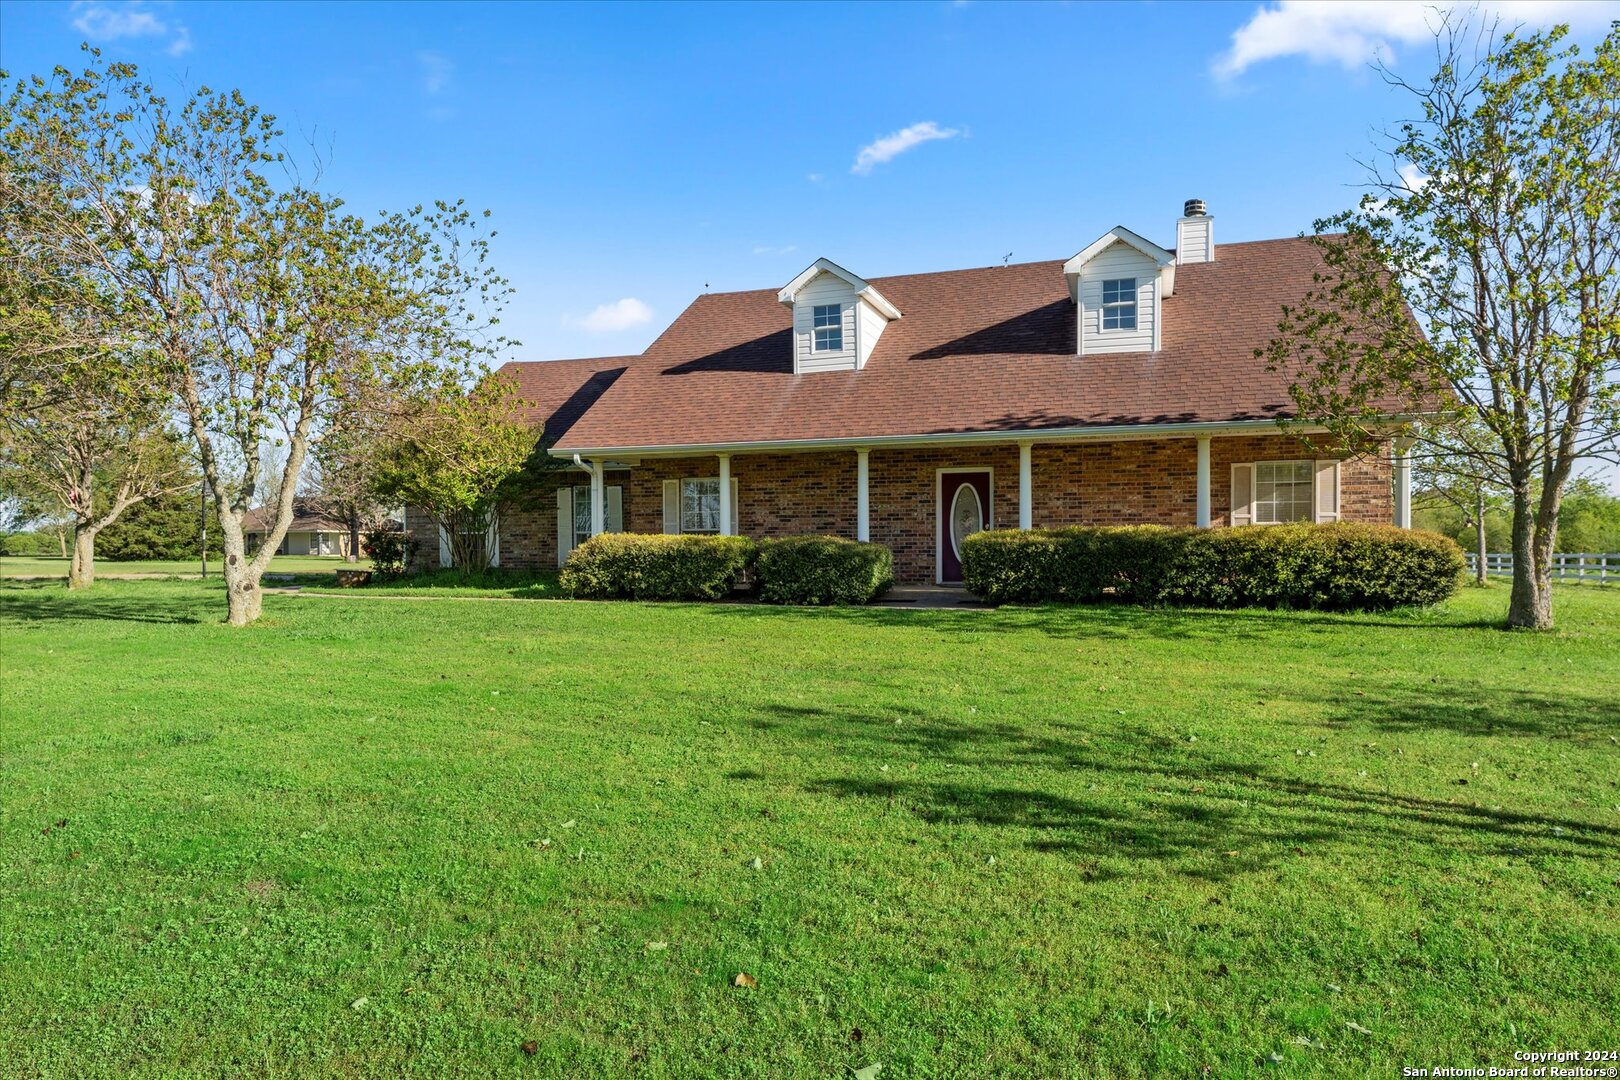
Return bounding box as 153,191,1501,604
1,580,1616,1077
0,554,371,578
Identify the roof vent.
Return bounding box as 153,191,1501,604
1183,198,1207,217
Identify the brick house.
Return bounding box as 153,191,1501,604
407,203,1414,585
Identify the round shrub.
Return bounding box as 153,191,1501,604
756,536,894,605
962,523,1463,611
560,533,756,600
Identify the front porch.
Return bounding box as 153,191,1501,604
524,431,1405,586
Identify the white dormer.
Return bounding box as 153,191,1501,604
778,258,901,374
1063,226,1176,355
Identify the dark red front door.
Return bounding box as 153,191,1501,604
938,470,992,583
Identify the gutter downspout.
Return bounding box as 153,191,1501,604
572,454,606,536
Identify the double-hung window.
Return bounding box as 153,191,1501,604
681,478,722,534
571,486,595,549
1100,278,1137,331
1253,460,1314,524
812,303,843,352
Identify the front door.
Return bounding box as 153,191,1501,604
938,469,992,584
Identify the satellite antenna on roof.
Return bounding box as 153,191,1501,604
1000,252,1013,268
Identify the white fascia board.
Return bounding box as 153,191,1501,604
777,257,901,320
857,286,902,321
552,418,1336,459
1063,226,1175,276
777,257,868,306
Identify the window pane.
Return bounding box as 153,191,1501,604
1118,308,1136,330
681,478,721,533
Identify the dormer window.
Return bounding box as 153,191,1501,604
1101,278,1137,331
813,304,843,351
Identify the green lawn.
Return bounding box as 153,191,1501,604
0,553,370,578
1,580,1616,1077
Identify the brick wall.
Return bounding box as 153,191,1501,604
406,435,1393,584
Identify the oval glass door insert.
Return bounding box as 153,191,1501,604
949,483,984,560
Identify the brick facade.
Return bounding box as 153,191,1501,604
404,435,1394,584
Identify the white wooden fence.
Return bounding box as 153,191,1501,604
1465,552,1618,585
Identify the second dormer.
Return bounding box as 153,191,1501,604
1063,226,1177,355
778,258,902,374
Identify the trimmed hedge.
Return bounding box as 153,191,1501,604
559,533,756,600
961,523,1463,611
756,536,894,605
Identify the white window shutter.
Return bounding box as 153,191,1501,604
487,513,501,567
437,524,452,567
730,478,739,536
1230,464,1254,526
607,486,624,533
556,488,573,566
1314,460,1341,523
663,479,680,534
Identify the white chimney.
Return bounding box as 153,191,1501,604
1175,198,1213,265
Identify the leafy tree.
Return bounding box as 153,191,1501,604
1262,18,1620,629
1556,476,1620,553
3,51,510,622
0,362,191,587
373,374,550,571
98,480,217,561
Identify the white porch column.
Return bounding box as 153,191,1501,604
718,453,732,536
1017,441,1033,529
1195,435,1211,528
1393,437,1413,529
856,449,870,542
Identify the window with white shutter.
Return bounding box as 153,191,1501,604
1230,463,1254,526
1313,460,1341,523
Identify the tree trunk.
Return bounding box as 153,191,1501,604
68,525,96,589
1505,485,1551,630
220,531,263,626
347,506,360,564
1473,490,1488,587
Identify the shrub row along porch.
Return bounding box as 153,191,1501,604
407,431,1407,586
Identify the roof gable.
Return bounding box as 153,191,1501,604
777,257,902,321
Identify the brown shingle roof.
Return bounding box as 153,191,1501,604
518,237,1400,452
242,498,348,534
494,355,638,442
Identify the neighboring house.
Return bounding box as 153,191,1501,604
406,202,1416,585
244,499,354,558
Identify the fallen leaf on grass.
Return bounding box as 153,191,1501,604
645,941,668,952
733,972,758,989
350,996,369,1011
1222,850,1240,857
1345,1020,1373,1035
521,1040,538,1056
748,857,764,870
561,820,576,829
852,1065,882,1080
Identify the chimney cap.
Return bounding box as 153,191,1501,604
1183,198,1207,217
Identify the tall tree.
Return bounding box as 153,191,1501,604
3,51,510,622
1262,18,1620,629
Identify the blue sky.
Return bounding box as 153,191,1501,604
3,0,1618,482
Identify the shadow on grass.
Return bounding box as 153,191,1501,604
698,600,1504,644
0,579,215,625
733,700,1620,882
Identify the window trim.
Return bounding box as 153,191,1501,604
1100,277,1138,332
812,303,843,352
1251,459,1315,525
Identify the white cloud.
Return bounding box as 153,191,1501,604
806,173,825,183
851,121,962,176
418,51,453,95
751,244,797,256
570,298,653,334
71,1,192,56
1214,1,1619,79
